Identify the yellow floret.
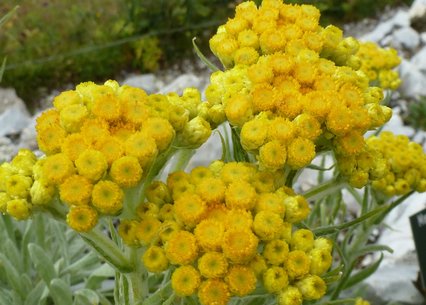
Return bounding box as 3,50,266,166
37,124,67,155
110,156,143,188
118,219,139,246
256,192,286,217
172,265,201,297
226,265,257,297
165,230,198,265
277,286,303,305
198,251,228,278
7,198,31,220
291,229,314,252
80,118,110,146
194,219,225,251
286,250,311,279
6,174,32,198
238,29,259,49
91,180,123,214
309,248,333,276
67,205,98,232
124,132,158,168
59,104,88,133
197,177,226,205
247,62,274,84
222,229,258,263
240,117,269,151
59,175,93,206
53,90,81,111
141,117,175,151
225,180,257,210
142,245,169,273
263,239,289,265
258,140,287,171
295,275,326,300
145,181,171,206
198,279,230,305
91,93,121,121
135,216,161,245
11,149,37,176
286,138,316,169
263,266,289,293
174,192,207,228
42,153,75,185
221,162,253,184
253,210,283,240
75,149,108,181
177,117,212,149
225,94,254,127
284,195,310,223
30,179,55,205
61,133,89,161
224,208,253,231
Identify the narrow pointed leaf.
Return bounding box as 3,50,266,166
343,253,383,289
50,279,73,305
0,252,26,298
28,243,58,285
24,281,46,305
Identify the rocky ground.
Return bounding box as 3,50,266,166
1,0,426,304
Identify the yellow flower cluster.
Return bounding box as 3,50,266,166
1,81,215,231
206,0,393,172
367,132,426,196
356,42,402,90
0,149,39,220
119,161,332,305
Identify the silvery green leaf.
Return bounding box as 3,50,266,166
0,252,26,298
50,278,73,305
73,289,100,305
86,264,115,290
62,252,99,276
24,281,46,305
4,239,23,273
28,243,58,285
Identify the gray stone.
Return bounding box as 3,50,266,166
392,27,421,50
398,59,426,98
0,88,28,114
122,73,158,93
159,74,203,94
0,103,31,138
411,46,426,72
360,10,410,43
410,0,426,32
421,32,426,44
0,137,15,163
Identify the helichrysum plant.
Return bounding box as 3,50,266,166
0,1,421,305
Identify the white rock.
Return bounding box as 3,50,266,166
122,74,158,93
411,46,426,72
364,258,425,305
0,137,15,162
360,10,410,43
398,59,426,98
159,74,203,94
391,27,421,50
0,103,31,137
0,88,28,114
421,32,426,44
409,0,426,31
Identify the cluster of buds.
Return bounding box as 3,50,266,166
119,161,332,305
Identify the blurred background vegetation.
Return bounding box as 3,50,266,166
0,0,413,108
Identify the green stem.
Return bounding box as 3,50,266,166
169,148,195,172
373,191,414,225
303,178,346,201
192,37,220,72
80,228,132,273
127,248,148,305
141,281,173,305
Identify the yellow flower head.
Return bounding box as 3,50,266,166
291,229,314,252
198,279,230,305
177,117,212,149
174,192,207,228
263,266,289,293
256,192,286,217
118,219,139,246
141,117,175,151
278,286,303,305
7,198,31,220
225,94,254,127
194,219,225,252
145,181,171,206
241,117,269,151
284,195,310,224
285,250,311,279
253,210,283,240
66,205,98,232
172,265,201,297
124,132,158,168
135,216,161,245
309,248,333,276
198,251,228,278
165,230,198,265
75,149,108,182
196,177,226,205
61,133,90,161
263,239,290,265
6,174,32,198
226,265,257,297
225,180,257,210
80,118,110,146
110,156,143,188
37,124,67,155
60,175,93,206
95,137,124,166
223,229,258,263
295,275,326,300
224,208,253,231
258,140,287,171
221,162,253,184
59,104,88,133
286,138,316,169
158,220,181,243
92,93,121,121
91,180,123,215
0,192,11,213
30,179,55,205
53,90,81,111
42,153,75,185
142,245,169,273
11,149,37,176
249,254,267,277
